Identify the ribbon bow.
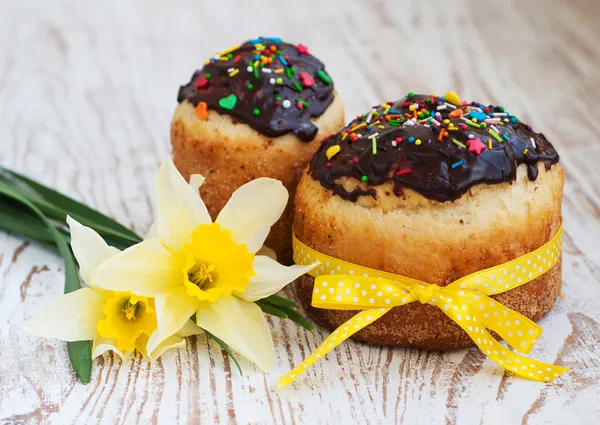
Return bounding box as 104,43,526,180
277,226,568,389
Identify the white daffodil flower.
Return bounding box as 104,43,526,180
26,217,202,361
90,157,317,372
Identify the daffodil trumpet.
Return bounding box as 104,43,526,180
6,158,317,381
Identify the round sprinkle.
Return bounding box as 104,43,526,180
415,139,422,145
253,108,260,116
276,77,283,84
246,66,253,72
361,176,368,182
269,78,276,85
246,83,253,90
282,99,292,108
408,137,415,143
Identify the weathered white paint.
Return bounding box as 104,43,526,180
1,0,599,424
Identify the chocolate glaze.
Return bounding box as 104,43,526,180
309,94,559,202
177,37,335,141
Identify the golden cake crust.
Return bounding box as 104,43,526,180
171,93,344,264
293,163,564,349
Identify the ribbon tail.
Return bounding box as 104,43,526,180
276,308,390,390
473,293,543,354
465,324,569,382
437,290,569,382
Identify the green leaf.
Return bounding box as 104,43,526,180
256,295,313,331
0,180,92,383
0,167,141,241
0,199,69,246
205,331,243,375
272,305,314,332
0,169,142,246
255,301,288,318
67,341,92,384
259,294,298,308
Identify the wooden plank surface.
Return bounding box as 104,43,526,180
1,0,599,423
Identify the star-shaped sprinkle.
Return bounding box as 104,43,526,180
296,43,309,55
467,138,486,156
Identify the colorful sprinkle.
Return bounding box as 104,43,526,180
316,70,332,85
489,129,503,143
467,138,486,156
326,145,341,160
300,72,315,87
451,160,465,169
452,139,466,149
194,102,208,120
530,137,536,149
218,94,237,110
296,43,309,55
195,75,208,88
396,169,412,176
443,91,461,106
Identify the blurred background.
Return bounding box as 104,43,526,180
1,0,599,173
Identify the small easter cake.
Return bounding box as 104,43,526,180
294,92,563,349
171,37,344,264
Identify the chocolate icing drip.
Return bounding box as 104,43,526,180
177,37,335,141
309,94,559,202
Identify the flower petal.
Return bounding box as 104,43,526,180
256,245,277,261
237,255,319,302
177,319,205,337
147,334,187,360
67,216,120,286
190,174,205,192
91,239,179,296
92,335,126,361
25,288,104,341
146,291,199,355
195,296,274,372
155,157,211,251
216,178,288,253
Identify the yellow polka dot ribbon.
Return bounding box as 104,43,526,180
276,226,568,390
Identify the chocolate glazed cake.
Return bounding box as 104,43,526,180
172,37,345,264
294,93,564,349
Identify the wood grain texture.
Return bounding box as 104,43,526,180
1,0,599,424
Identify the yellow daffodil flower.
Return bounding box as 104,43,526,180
90,157,317,372
26,217,202,360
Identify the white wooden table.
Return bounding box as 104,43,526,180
1,0,599,424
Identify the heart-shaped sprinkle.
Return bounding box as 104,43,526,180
443,90,461,106
449,109,463,118
195,75,208,89
194,102,208,120
300,72,315,88
219,94,237,110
